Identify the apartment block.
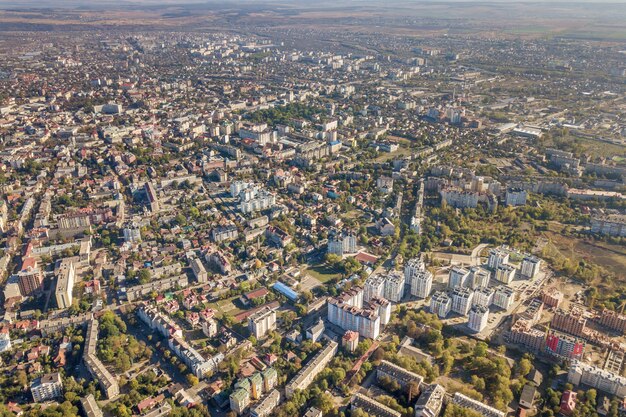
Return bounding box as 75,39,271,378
285,341,338,398
452,393,506,417
190,258,208,283
488,247,509,270
468,304,489,332
551,308,587,337
31,372,63,403
248,306,277,339
495,264,516,285
451,287,474,316
376,360,424,392
449,266,471,289
414,384,446,417
473,287,494,307
521,256,541,279
568,361,626,397
351,393,401,417
469,266,491,289
410,270,433,299
84,319,120,398
55,259,75,309
493,286,515,310
250,389,281,417
430,291,452,319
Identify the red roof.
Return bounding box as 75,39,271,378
354,252,378,264
245,288,269,300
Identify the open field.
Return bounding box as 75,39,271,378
304,263,342,283
544,231,626,281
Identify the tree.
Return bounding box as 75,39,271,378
138,269,151,284
186,374,199,387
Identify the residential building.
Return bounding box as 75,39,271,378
451,287,474,316
229,388,250,415
351,393,401,417
404,257,425,282
302,407,322,417
430,291,452,318
250,390,281,417
449,267,471,289
248,306,277,339
410,270,433,299
551,308,587,337
542,287,563,309
488,247,509,270
327,229,357,256
451,393,506,417
473,287,494,308
342,330,359,352
31,373,63,403
495,264,516,285
505,187,527,207
521,256,541,279
546,330,585,360
0,331,11,352
84,319,120,399
507,319,546,354
126,274,189,302
55,259,75,309
591,215,626,237
568,361,626,397
80,394,103,417
383,271,405,302
17,264,44,296
468,305,489,332
190,258,208,283
469,266,491,289
285,341,338,398
364,274,385,302
414,384,446,417
376,360,423,392
493,286,515,310
306,319,325,342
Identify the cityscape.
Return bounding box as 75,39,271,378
0,1,625,417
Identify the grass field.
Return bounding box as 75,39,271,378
206,296,244,319
545,231,626,281
305,264,342,283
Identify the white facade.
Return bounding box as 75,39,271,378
468,305,489,332
430,291,452,318
488,248,510,270
493,286,515,310
31,373,63,403
472,287,494,307
568,361,626,397
55,260,75,309
384,271,405,302
248,307,277,339
451,287,474,316
521,256,541,279
449,266,471,289
469,266,491,289
495,264,516,285
364,274,386,302
410,270,433,299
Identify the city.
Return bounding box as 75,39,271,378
0,1,625,417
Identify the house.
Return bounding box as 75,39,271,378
560,391,577,416
519,384,536,410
